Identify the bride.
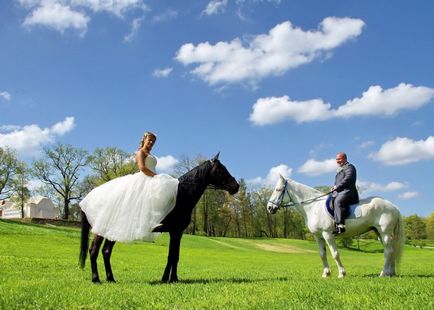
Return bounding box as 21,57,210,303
80,131,179,242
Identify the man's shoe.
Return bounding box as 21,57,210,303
333,225,346,235
152,224,164,233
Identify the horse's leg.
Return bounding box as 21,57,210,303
323,232,346,278
162,231,182,283
102,239,116,282
379,233,395,277
89,234,104,283
315,236,331,278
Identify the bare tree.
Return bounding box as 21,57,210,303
32,143,88,219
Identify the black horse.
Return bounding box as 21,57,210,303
79,153,239,283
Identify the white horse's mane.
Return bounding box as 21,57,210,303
286,178,324,201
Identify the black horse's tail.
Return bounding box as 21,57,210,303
79,211,90,269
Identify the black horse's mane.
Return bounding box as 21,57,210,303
178,160,212,187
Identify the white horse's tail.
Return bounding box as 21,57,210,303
393,212,405,270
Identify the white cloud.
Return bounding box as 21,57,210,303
71,0,147,16
335,83,434,118
0,117,75,157
369,136,434,166
298,158,337,176
247,164,292,187
23,2,90,36
0,91,11,101
153,67,173,78
357,181,407,193
156,155,179,173
124,17,144,43
0,125,21,132
50,116,75,135
249,96,333,125
202,0,228,16
399,191,419,199
176,17,365,86
18,0,148,36
249,84,434,126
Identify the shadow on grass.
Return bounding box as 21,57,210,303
360,273,434,279
149,276,289,285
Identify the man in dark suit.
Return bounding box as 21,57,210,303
331,152,359,234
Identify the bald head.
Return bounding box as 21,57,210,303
336,152,347,167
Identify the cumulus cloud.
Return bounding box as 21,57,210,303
202,0,228,16
50,116,75,135
153,67,173,78
0,116,75,157
369,136,434,165
335,83,434,118
0,91,11,101
18,0,148,36
176,17,365,85
357,181,407,193
398,191,419,199
250,96,333,125
250,83,434,125
298,158,337,176
156,155,179,173
23,2,90,36
247,164,292,187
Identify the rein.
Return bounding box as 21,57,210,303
268,179,332,209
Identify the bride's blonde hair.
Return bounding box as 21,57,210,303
139,131,157,149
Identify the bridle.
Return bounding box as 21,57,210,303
268,179,331,210
208,176,237,191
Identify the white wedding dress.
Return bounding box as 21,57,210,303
79,154,179,242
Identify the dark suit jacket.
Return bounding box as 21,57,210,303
334,162,359,203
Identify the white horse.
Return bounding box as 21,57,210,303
267,175,404,278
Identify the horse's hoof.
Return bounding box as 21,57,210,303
169,277,179,283
107,276,116,283
92,275,101,284
161,276,169,283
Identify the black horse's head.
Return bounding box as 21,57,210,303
209,153,239,195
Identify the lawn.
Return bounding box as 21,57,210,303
0,219,433,309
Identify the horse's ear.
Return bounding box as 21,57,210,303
279,174,285,180
212,152,220,161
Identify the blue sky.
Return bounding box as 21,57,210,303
1,0,434,216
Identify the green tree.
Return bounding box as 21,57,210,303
88,147,137,184
10,163,30,218
0,147,22,200
424,212,434,240
32,143,88,219
404,214,427,246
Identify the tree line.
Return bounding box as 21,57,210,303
1,144,433,243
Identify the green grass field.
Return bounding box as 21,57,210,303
1,219,433,309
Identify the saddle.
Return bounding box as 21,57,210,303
325,194,360,219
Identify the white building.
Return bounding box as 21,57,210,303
0,196,59,219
